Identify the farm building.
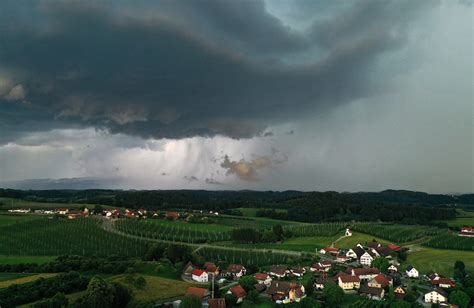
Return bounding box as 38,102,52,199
424,288,448,304
405,265,419,278
192,269,208,282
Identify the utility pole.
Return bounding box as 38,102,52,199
212,274,215,298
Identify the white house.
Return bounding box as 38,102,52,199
345,228,353,236
191,269,208,283
406,265,419,278
360,251,375,266
424,289,448,304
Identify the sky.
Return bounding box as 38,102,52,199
0,0,472,193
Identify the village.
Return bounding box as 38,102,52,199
157,228,464,307
4,206,473,307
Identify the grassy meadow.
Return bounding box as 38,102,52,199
0,273,57,288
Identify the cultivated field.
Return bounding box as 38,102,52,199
115,219,233,243
350,223,444,243
423,233,474,251
402,247,474,277
0,218,148,257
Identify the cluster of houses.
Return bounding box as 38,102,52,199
7,207,91,219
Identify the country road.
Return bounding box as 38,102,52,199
100,217,311,258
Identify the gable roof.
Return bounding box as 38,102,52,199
266,281,291,295
371,274,390,288
387,243,401,251
339,274,360,283
186,287,208,299
428,288,448,297
375,246,392,257
352,246,366,258
255,273,270,280
352,267,380,276
192,269,207,276
406,265,416,272
230,285,247,298
270,266,288,276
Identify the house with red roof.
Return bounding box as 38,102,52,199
228,285,247,303
387,243,401,251
431,277,456,289
186,287,210,301
255,273,272,285
319,247,338,255
192,269,208,282
368,274,391,288
208,298,226,308
166,211,179,220
459,227,474,237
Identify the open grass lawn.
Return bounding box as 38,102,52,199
110,275,198,302
0,273,57,288
0,255,55,265
402,246,474,277
335,232,391,249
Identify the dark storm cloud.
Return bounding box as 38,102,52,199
0,0,435,142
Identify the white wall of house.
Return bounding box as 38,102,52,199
424,291,446,303
192,273,208,282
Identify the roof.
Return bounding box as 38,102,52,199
208,298,226,308
371,274,390,287
322,247,338,252
266,281,291,295
339,274,360,283
291,267,305,274
270,266,288,276
230,285,247,298
352,246,366,258
387,243,401,251
431,277,455,286
255,273,270,280
368,241,381,249
375,246,392,256
204,262,217,272
359,284,384,297
351,267,380,276
406,265,415,272
186,287,208,299
315,276,328,284
192,269,207,276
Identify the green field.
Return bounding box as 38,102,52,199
116,219,232,243
214,215,298,228
0,255,55,265
402,246,474,277
0,218,148,257
350,223,444,243
0,214,43,227
110,275,198,302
